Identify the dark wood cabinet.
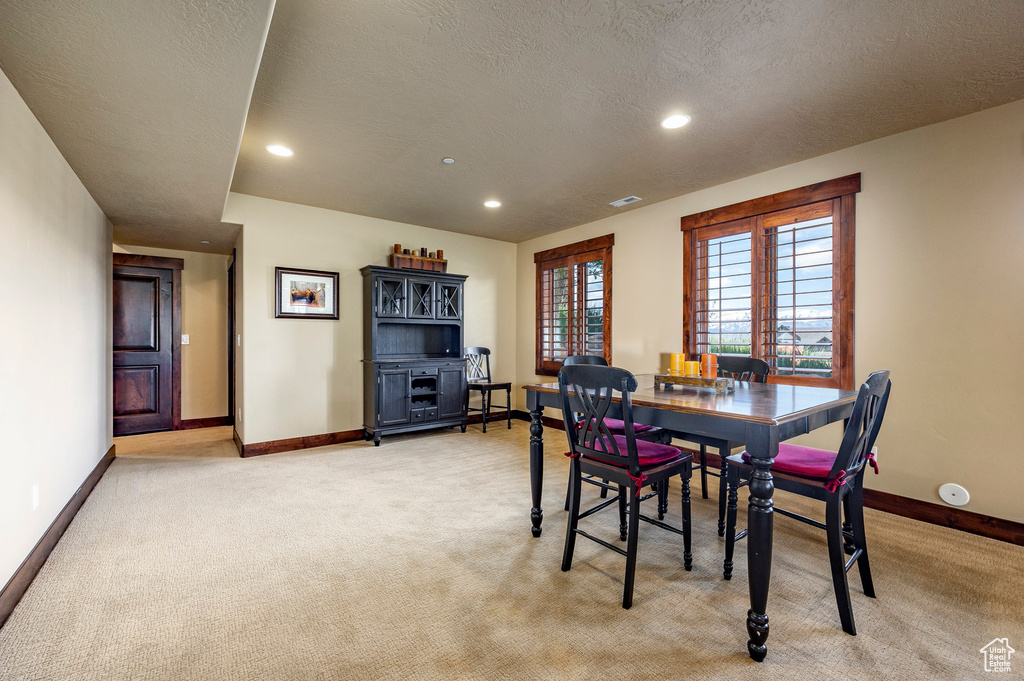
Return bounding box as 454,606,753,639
361,266,468,445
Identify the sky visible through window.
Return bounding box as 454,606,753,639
704,216,834,377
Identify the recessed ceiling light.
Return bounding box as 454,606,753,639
265,144,293,156
442,157,455,164
484,200,501,208
200,240,210,244
660,114,691,129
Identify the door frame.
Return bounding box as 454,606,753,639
113,252,183,431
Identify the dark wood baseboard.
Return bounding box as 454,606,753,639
683,447,1024,546
0,444,116,630
179,416,233,430
241,429,366,457
861,488,1024,546
232,428,243,456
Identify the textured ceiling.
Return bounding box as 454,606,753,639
232,0,1024,243
1,1,1023,252
0,0,274,253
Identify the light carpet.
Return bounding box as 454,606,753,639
1,424,1021,680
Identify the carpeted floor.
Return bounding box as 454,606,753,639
1,424,1021,680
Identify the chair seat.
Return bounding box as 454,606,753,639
468,381,512,390
738,443,837,481
603,418,653,434
576,418,653,434
586,435,684,468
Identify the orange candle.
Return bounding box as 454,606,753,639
670,353,686,376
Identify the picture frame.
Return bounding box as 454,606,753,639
274,266,340,319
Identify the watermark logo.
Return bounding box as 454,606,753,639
980,638,1014,673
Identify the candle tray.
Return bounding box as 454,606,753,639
654,374,735,393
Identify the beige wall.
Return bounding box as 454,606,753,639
0,68,113,586
113,245,231,421
222,193,517,445
516,98,1024,522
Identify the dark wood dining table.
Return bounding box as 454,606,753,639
523,374,859,662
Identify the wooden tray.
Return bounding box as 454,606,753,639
654,374,735,393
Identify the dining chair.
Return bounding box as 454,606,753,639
562,355,672,519
674,356,770,536
464,347,512,433
723,370,891,635
558,363,693,609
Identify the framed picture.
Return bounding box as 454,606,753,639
275,267,340,319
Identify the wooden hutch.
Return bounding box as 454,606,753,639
361,265,468,445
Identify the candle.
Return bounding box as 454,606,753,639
670,353,685,376
684,361,700,377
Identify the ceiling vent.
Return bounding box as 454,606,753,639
609,196,642,208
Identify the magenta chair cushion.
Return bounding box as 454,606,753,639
577,417,652,434
584,435,682,468
741,443,837,480
603,418,653,433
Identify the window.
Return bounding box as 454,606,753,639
535,234,613,375
681,175,859,389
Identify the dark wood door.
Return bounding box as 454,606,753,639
438,366,466,419
112,258,180,435
378,369,411,426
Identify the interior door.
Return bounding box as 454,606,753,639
112,258,180,435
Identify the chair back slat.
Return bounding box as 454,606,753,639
563,355,609,367
464,346,491,382
558,365,641,475
827,370,892,482
717,356,770,383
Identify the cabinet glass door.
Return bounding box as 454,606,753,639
408,280,435,319
437,283,462,320
376,277,406,318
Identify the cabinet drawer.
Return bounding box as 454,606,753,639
411,367,437,377
411,408,426,423
424,407,438,420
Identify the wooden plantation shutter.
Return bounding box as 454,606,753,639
682,175,859,389
535,235,613,375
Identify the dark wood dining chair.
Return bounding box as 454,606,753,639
672,356,770,536
562,355,671,518
558,364,693,609
723,370,892,636
464,347,511,433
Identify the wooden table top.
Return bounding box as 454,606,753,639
523,374,858,426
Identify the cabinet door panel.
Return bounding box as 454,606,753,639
438,366,466,419
407,279,436,319
378,369,411,426
437,283,462,320
376,277,406,318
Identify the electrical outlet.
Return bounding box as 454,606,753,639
31,484,39,510
237,334,241,347
181,334,190,345
237,408,242,423
871,446,878,456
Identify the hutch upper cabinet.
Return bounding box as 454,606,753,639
361,265,468,445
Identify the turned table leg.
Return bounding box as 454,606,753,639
529,405,544,537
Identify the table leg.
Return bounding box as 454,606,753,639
744,428,778,662
529,406,544,537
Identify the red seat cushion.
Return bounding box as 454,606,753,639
585,435,683,468
576,418,653,434
603,418,653,433
741,443,837,480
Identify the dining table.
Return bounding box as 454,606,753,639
522,374,859,662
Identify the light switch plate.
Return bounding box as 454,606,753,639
181,334,190,345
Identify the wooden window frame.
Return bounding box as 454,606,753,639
535,234,613,376
681,174,859,390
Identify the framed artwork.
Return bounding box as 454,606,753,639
275,267,339,319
